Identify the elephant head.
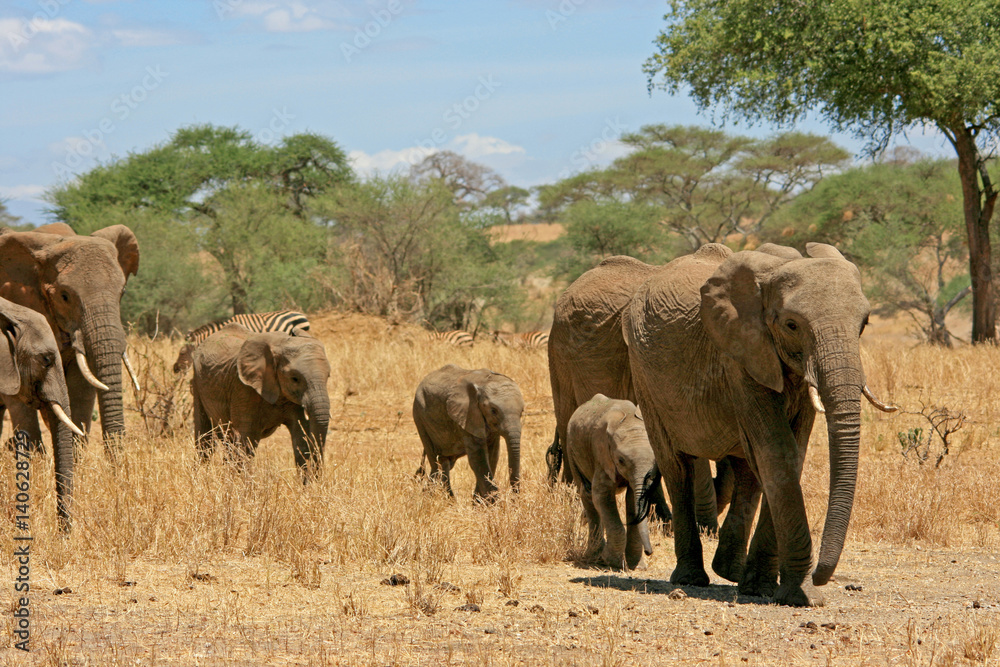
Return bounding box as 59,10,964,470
0,297,85,529
600,403,660,559
0,226,139,443
446,370,525,492
700,242,887,586
236,331,332,467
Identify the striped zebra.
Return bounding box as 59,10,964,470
173,310,311,373
427,330,474,347
491,330,549,349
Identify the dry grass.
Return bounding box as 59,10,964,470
1,312,999,665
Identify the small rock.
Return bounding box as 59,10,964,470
704,630,714,636
810,644,817,650
381,574,410,586
821,622,837,630
119,581,137,587
149,596,156,602
53,587,72,595
973,600,982,609
484,627,498,634
845,584,863,592
801,621,818,630
668,589,687,600
529,604,545,613
587,605,599,615
456,603,481,612
505,600,519,607
568,609,580,618
435,582,460,593
190,572,217,582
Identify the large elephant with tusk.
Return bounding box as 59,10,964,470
0,223,139,449
624,242,896,607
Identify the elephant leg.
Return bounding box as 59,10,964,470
578,481,605,561
693,457,719,535
650,480,673,535
592,469,626,570
739,496,780,598
439,457,456,498
466,436,499,502
545,430,562,486
623,485,650,571
287,412,319,480
713,456,761,583
65,362,97,436
192,389,215,463
663,451,710,586
713,456,737,516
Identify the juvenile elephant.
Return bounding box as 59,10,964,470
566,394,659,570
624,242,896,607
413,365,523,501
0,297,85,529
0,224,139,447
191,325,331,477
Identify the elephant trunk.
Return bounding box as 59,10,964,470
50,413,76,531
305,383,331,460
812,331,864,586
504,426,521,492
82,302,127,442
633,467,659,555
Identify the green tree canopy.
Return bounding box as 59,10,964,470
645,0,1000,341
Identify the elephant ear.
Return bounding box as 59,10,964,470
756,243,803,260
805,242,846,260
35,222,75,236
700,253,785,393
91,225,140,279
0,313,21,395
446,377,487,440
237,336,280,404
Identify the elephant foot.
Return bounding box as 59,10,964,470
669,563,710,587
599,548,627,571
773,580,825,607
711,549,745,584
738,567,778,598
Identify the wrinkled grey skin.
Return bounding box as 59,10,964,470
0,223,139,450
566,394,659,571
625,242,870,607
546,255,733,532
191,325,331,478
0,297,77,530
413,364,524,502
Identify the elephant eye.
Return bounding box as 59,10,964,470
42,354,54,368
785,320,798,331
61,291,69,302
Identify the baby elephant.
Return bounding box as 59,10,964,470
191,324,331,477
566,394,660,570
413,364,524,502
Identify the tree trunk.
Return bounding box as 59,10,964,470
952,126,997,343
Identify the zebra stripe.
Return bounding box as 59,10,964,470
185,310,311,345
174,310,311,373
427,330,474,347
492,330,549,349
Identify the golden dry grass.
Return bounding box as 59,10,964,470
1,311,999,666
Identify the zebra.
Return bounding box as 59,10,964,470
491,330,549,349
426,330,474,347
173,310,311,373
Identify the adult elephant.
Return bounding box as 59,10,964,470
0,224,139,448
546,255,732,532
191,325,331,477
625,242,895,607
0,297,85,530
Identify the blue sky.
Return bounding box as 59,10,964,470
1,0,952,224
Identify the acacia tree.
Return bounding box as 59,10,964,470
645,0,1000,342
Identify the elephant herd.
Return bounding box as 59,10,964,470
420,241,897,608
2,223,893,608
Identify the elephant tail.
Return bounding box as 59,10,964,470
414,453,427,479
545,430,563,486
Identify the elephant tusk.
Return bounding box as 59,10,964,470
76,351,110,391
808,385,826,414
863,384,899,412
122,351,140,393
51,402,85,437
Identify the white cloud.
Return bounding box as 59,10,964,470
451,133,526,159
0,184,46,200
111,27,190,47
229,1,347,32
348,146,434,175
0,17,96,73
